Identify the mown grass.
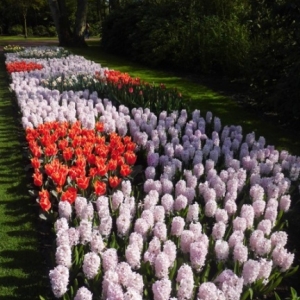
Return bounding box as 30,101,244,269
0,49,49,299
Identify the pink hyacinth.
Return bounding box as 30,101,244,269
242,259,260,285
190,241,208,271
124,288,142,300
75,196,87,217
67,227,80,247
240,204,254,229
154,205,165,223
186,203,199,223
215,240,229,261
99,216,112,236
82,252,101,279
180,230,195,254
80,202,94,221
270,231,288,247
49,265,69,298
55,244,72,268
155,252,170,278
249,230,264,252
102,248,118,272
189,222,202,241
177,277,194,300
224,199,237,215
141,209,154,228
212,222,226,240
183,187,196,204
153,221,167,241
228,231,244,248
56,230,69,247
193,163,204,178
121,180,132,197
116,262,132,287
134,218,150,237
112,190,124,211
197,282,222,300
257,219,272,235
171,216,185,236
145,166,156,180
174,195,188,211
279,195,291,212
264,206,278,224
160,178,174,194
258,258,273,281
129,232,144,252
249,184,264,202
215,269,243,300
116,213,131,236
163,240,177,266
161,194,174,214
233,242,248,263
126,271,144,295
152,278,172,300
232,217,247,232
96,196,110,218
74,287,93,300
144,190,159,210
106,282,124,300
204,200,217,217
176,263,194,283
252,200,266,217
215,208,228,224
125,243,141,269
90,230,105,254
55,218,69,233
58,201,72,220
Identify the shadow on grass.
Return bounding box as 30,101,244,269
0,54,52,299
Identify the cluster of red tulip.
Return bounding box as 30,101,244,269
26,121,137,211
95,69,142,88
6,61,43,74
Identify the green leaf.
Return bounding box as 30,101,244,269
249,288,253,300
51,189,58,198
169,259,177,281
284,265,299,278
24,163,32,171
241,289,250,300
39,296,46,300
39,213,47,220
28,189,37,197
274,291,281,300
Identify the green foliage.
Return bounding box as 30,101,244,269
101,1,251,76
47,25,57,37
101,2,143,56
33,25,49,37
8,24,24,36
246,0,300,125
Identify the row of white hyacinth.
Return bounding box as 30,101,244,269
5,46,300,300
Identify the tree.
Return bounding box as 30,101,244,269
47,0,88,47
7,0,45,37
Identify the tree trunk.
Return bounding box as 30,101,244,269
23,13,27,38
73,0,88,47
47,0,88,47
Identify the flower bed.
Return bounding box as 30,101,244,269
4,46,300,300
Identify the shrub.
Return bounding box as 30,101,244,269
8,24,23,36
33,25,49,37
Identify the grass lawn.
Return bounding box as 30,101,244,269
0,45,49,299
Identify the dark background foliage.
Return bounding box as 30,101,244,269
100,0,300,128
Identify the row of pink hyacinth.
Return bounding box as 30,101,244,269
5,47,300,300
